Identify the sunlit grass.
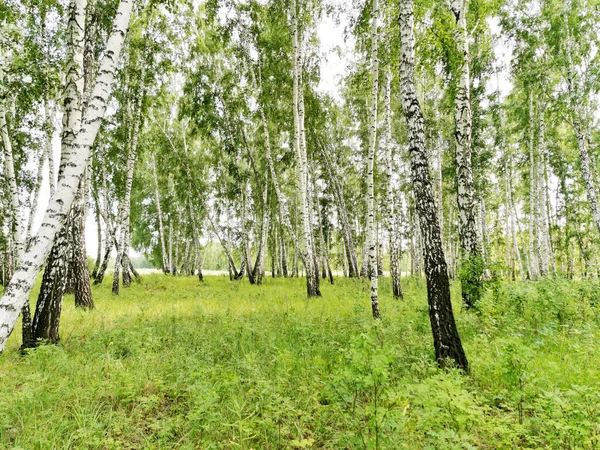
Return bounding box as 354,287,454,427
0,274,599,448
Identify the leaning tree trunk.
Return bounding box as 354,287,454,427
0,0,133,353
451,0,482,308
399,0,468,371
24,0,89,349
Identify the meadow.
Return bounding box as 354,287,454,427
0,275,599,449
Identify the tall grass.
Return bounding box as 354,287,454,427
0,275,598,448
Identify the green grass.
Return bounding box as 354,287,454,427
0,275,599,449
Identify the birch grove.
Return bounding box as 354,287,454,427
0,0,599,376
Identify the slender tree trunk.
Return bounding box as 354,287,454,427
72,179,94,309
527,91,540,279
537,109,551,276
91,187,102,278
316,139,359,277
399,0,468,370
25,145,48,243
0,71,24,263
292,0,319,297
280,232,288,278
152,157,170,273
383,70,403,298
113,67,145,293
451,0,482,308
365,0,380,318
257,83,305,268
253,173,269,285
507,160,525,279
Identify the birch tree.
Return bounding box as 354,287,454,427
449,0,482,307
0,0,133,353
399,0,468,370
365,0,381,318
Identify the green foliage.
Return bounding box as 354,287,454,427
458,254,486,308
1,275,599,448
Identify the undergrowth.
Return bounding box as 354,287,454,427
0,275,598,449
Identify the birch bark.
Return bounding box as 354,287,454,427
292,0,320,297
0,66,24,262
0,0,133,352
365,0,381,318
383,69,403,298
152,156,170,273
528,91,539,279
399,0,468,370
450,0,482,307
537,108,550,276
113,62,145,293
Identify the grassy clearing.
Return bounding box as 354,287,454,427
0,275,599,449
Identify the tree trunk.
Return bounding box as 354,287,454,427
292,0,320,297
537,109,551,276
365,0,380,318
527,91,539,279
0,0,133,352
32,223,70,344
114,66,145,293
383,69,403,298
253,173,269,285
152,157,170,273
316,138,359,278
22,0,89,348
0,70,24,263
25,145,48,243
91,190,102,279
451,0,482,308
280,233,288,278
72,179,94,309
399,0,468,371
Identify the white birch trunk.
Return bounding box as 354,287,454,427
383,69,402,298
399,0,468,370
451,0,481,307
152,156,169,273
537,109,550,276
292,0,319,296
528,91,539,278
0,0,133,352
366,0,381,318
0,66,24,262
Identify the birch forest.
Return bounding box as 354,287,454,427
1,0,600,447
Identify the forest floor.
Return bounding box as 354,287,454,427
0,274,599,449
